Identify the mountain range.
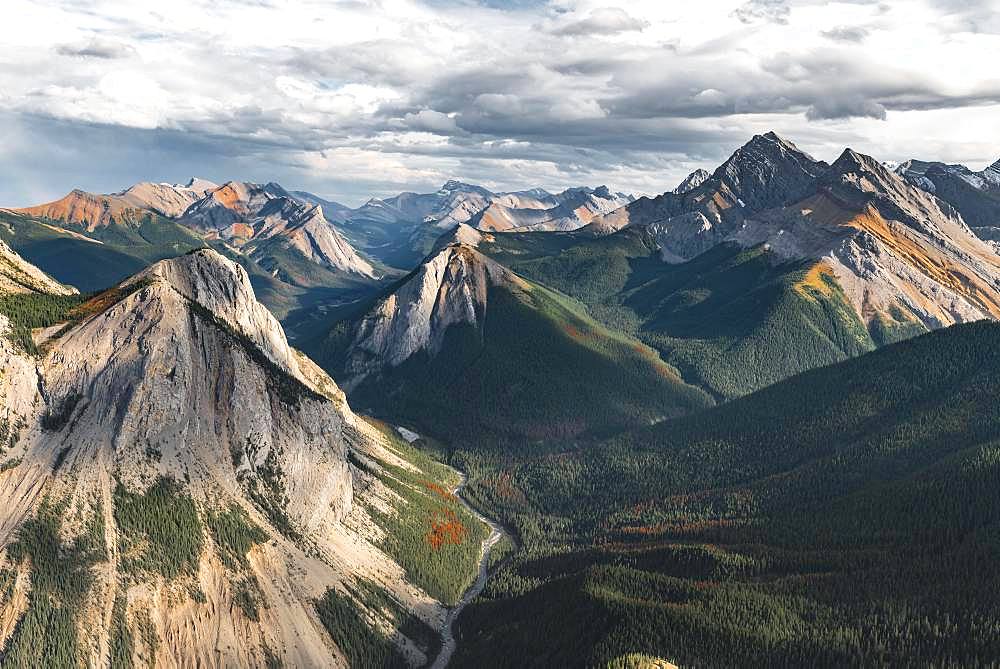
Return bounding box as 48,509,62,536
310,133,1000,402
1,131,999,667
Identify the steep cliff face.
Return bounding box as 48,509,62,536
0,249,462,668
249,197,377,278
345,244,523,383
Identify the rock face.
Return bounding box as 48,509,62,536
252,198,377,278
344,243,523,385
1,247,353,528
734,149,1000,330
180,181,288,232
0,239,77,295
0,248,455,668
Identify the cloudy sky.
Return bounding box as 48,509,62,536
2,0,999,206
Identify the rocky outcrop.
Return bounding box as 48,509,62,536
674,169,711,194
344,244,523,385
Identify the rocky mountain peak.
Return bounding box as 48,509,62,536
830,147,881,173
440,180,493,196
821,147,970,236
345,243,521,383
984,158,1000,187
184,176,219,193
262,181,292,198
673,168,711,194
711,131,828,213
136,248,303,375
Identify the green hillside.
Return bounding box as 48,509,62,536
453,321,1000,667
479,229,914,399
308,269,714,456
0,212,157,291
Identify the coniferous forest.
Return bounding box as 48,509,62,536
442,321,1000,667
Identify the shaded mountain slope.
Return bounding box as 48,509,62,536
478,227,877,399
0,239,76,296
0,209,197,292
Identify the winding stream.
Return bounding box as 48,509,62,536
429,473,509,669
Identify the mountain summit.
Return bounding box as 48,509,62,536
0,247,470,667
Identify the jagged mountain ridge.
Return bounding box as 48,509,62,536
11,189,156,232
583,132,828,244
0,248,470,667
179,181,378,279
10,179,217,230
10,180,379,282
585,132,1000,333
383,181,633,233
335,181,632,268
895,158,1000,243
472,186,633,232
117,177,219,218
